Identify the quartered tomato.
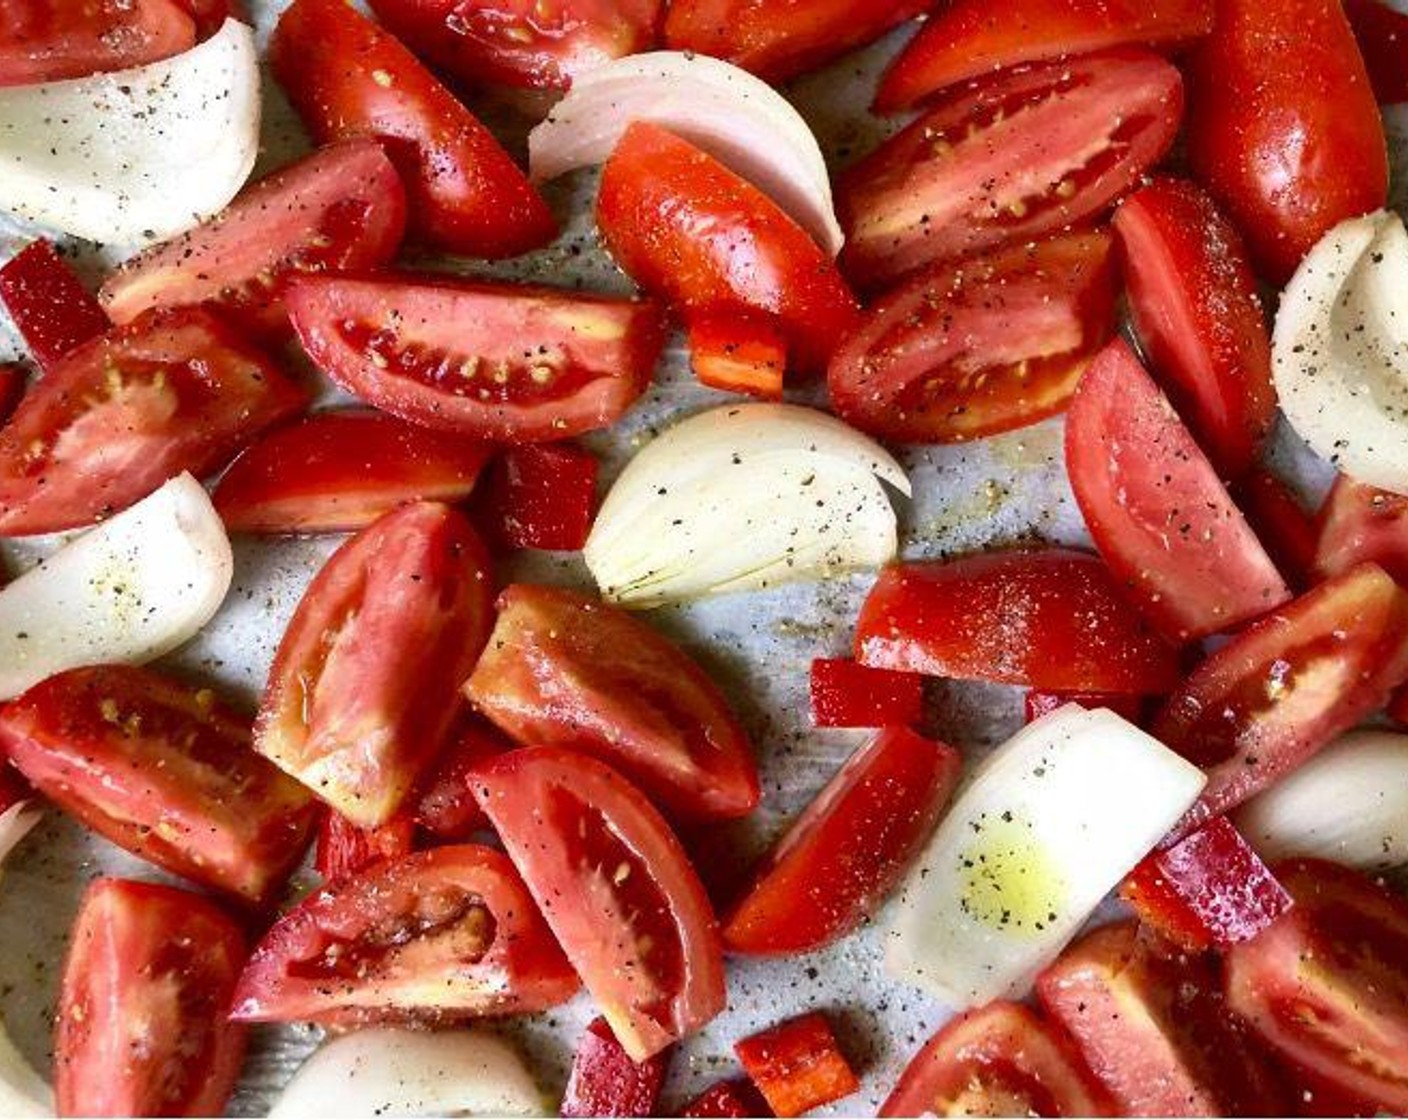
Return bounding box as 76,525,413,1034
315,810,416,885
880,1001,1112,1118
854,550,1182,694
55,879,248,1118
464,584,758,821
1233,468,1319,591
256,502,494,828
1152,562,1408,838
213,409,492,534
0,305,306,536
837,50,1183,290
270,0,555,258
1066,339,1290,643
472,747,727,1061
1185,0,1388,284
100,140,407,340
369,0,661,90
0,665,317,906
231,844,580,1025
597,122,859,373
1313,475,1408,586
286,274,665,443
1225,858,1408,1115
663,0,930,83
827,231,1117,444
0,0,195,87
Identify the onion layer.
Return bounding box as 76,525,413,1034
0,802,48,1118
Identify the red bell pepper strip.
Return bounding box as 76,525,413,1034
735,1012,860,1118
0,241,109,373
1233,468,1319,591
315,811,415,885
1023,690,1146,725
688,312,786,400
560,1016,671,1119
809,658,924,729
683,1079,773,1118
1344,0,1408,103
480,443,599,552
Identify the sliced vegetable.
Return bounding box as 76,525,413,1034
683,1080,772,1118
1345,0,1408,103
687,312,786,400
1313,474,1408,584
1023,691,1144,725
411,721,504,841
561,1017,670,1119
585,403,908,608
0,240,109,373
0,801,47,1120
0,0,195,86
478,442,599,551
1233,468,1319,591
809,659,924,730
0,365,22,426
734,1012,859,1119
315,811,416,885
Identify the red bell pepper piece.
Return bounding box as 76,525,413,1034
1121,816,1293,951
411,721,506,841
1233,468,1319,591
688,312,786,400
1345,0,1408,103
560,1016,670,1119
735,1012,859,1118
314,811,415,885
480,442,599,551
0,241,109,373
809,658,923,729
1023,690,1146,725
683,1079,773,1118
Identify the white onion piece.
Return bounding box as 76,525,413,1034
528,51,844,256
1273,210,1408,495
269,1028,544,1118
886,705,1206,1007
0,802,49,1118
0,474,232,700
0,20,259,245
1235,729,1408,870
584,403,909,608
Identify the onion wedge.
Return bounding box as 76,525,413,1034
0,801,48,1118
528,51,843,256
0,19,259,246
0,473,232,700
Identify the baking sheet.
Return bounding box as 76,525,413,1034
1,6,1407,1115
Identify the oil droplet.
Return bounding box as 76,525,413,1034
956,812,1066,936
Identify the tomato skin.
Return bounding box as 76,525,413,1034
315,810,416,885
1313,475,1408,586
0,666,317,907
723,727,960,956
880,1001,1113,1118
855,550,1182,694
0,365,22,426
1023,691,1146,725
0,0,195,86
478,442,599,551
465,584,759,821
471,747,727,1060
270,0,555,258
734,1012,859,1118
1185,0,1388,285
838,50,1183,290
0,239,110,373
683,1079,772,1118
1113,178,1276,478
597,122,859,373
55,879,248,1119
827,231,1117,443
1344,0,1408,104
808,658,924,730
1233,468,1319,592
561,1016,670,1120
231,843,580,1025
410,720,503,840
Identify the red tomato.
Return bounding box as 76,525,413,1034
561,1016,670,1120
838,51,1183,290
663,0,929,83
723,728,959,956
0,364,22,426
368,0,660,90
55,879,247,1118
1344,0,1408,103
287,274,664,443
100,141,407,341
213,409,492,535
0,665,317,906
880,1001,1112,1118
827,231,1117,443
1113,178,1277,477
1226,859,1408,1114
855,550,1182,693
687,311,787,401
1066,339,1290,642
0,239,110,373
410,720,504,840
270,0,555,258
1022,691,1146,725
477,442,599,551
0,0,195,86
257,502,492,828
471,747,726,1060
1233,468,1320,591
1152,563,1408,838
1184,0,1388,284
808,658,924,729
0,306,306,536
174,0,246,38
683,1080,772,1118
597,122,859,373
231,844,580,1024
734,1012,859,1118
465,584,758,821
1313,475,1408,586
315,810,416,885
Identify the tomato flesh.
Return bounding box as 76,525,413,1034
0,0,195,86
808,658,924,729
1344,0,1408,104
478,442,599,551
1313,475,1408,586
734,1012,859,1119
411,720,503,840
0,239,110,373
316,810,416,885
561,1016,671,1119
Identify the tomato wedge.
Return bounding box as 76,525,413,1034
287,273,665,443
1152,562,1408,838
0,665,317,906
1345,0,1408,104
880,1001,1112,1118
315,810,416,885
471,747,726,1060
1233,468,1319,592
100,140,407,341
0,306,307,536
1313,475,1408,586
55,879,247,1118
723,727,959,956
1066,339,1290,643
464,584,758,821
256,502,494,828
1225,858,1408,1115
855,550,1182,693
0,239,110,373
838,50,1183,290
214,409,492,534
827,231,1117,443
0,0,195,87
270,0,555,258
231,844,580,1025
597,122,859,373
